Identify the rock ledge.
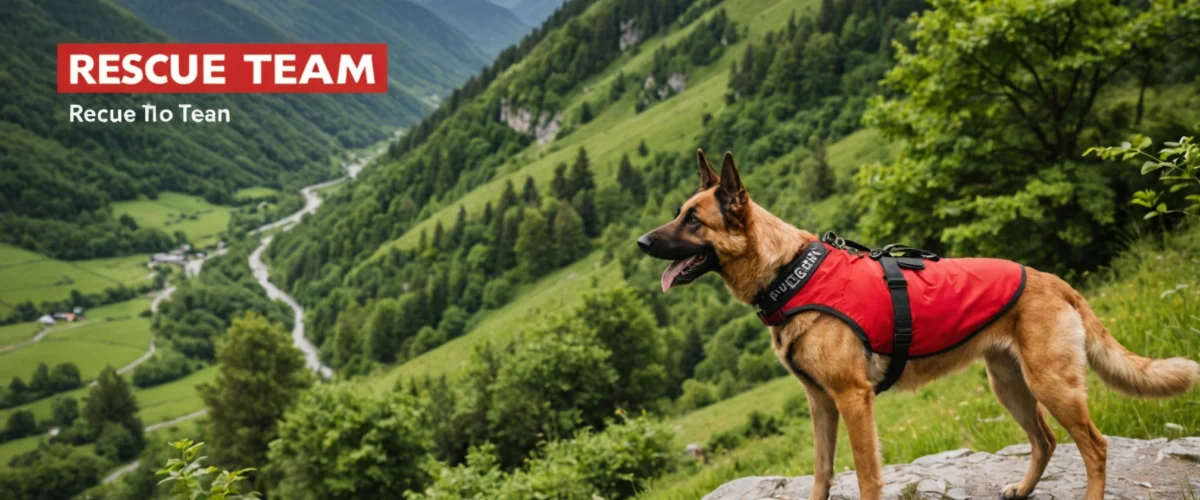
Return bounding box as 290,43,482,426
703,436,1200,499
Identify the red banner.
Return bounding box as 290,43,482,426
57,43,388,94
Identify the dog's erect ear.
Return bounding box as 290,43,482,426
716,152,748,217
696,149,719,189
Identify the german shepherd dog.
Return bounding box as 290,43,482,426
637,150,1199,500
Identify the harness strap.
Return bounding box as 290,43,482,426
874,256,912,394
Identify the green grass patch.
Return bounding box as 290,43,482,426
0,298,153,385
0,244,151,312
366,252,624,391
234,186,280,201
112,192,231,248
0,435,40,470
0,321,42,349
0,363,215,434
136,365,215,425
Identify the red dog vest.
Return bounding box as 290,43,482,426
755,238,1025,390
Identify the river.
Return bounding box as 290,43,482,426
246,152,377,379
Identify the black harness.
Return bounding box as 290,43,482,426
753,232,939,394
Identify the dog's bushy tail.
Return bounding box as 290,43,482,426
1071,293,1199,399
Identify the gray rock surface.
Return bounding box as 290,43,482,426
703,436,1200,499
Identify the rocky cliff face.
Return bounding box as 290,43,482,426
703,436,1200,500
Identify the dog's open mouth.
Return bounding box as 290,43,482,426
661,251,717,292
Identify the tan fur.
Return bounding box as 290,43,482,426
643,151,1200,500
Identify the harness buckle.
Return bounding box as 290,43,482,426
885,274,907,290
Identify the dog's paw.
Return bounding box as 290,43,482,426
1000,483,1030,500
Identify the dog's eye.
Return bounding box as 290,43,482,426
685,213,701,226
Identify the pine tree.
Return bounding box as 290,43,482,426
638,139,650,157
568,147,595,199
522,176,541,206
609,71,626,101
84,367,142,442
482,201,494,225
201,313,312,471
332,302,364,371
616,153,647,202
572,190,600,238
514,209,553,278
553,201,591,265
551,163,569,200
433,221,445,251
418,229,428,252
451,206,467,247
498,180,519,211
579,101,593,123
807,135,834,200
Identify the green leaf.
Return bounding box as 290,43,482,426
1144,211,1159,219
1156,203,1168,213
1138,136,1152,149
1141,161,1164,174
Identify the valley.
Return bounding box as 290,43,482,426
4,0,1199,498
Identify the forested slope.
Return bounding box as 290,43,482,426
0,0,394,259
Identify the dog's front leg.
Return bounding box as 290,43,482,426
833,387,883,500
805,385,839,500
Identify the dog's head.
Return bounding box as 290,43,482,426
637,149,752,292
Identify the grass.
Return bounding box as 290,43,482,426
112,192,231,248
638,226,1200,498
0,321,42,349
233,186,280,201
0,244,151,314
0,365,216,470
365,251,624,391
0,298,152,388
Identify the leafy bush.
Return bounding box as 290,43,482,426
132,349,197,388
267,385,430,499
415,416,676,500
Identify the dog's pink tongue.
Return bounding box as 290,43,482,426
661,258,692,293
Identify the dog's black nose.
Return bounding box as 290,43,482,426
637,234,652,253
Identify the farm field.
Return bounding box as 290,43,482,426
112,192,232,248
0,321,42,349
0,366,215,470
0,298,153,384
0,245,151,315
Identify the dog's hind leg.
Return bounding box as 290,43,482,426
1018,308,1108,500
984,350,1056,499
804,384,838,500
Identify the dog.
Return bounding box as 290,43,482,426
636,150,1199,500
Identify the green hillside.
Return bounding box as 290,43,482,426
0,0,392,261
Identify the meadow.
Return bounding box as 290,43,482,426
0,366,217,469
0,321,42,350
111,192,232,248
0,298,153,384
0,244,151,315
